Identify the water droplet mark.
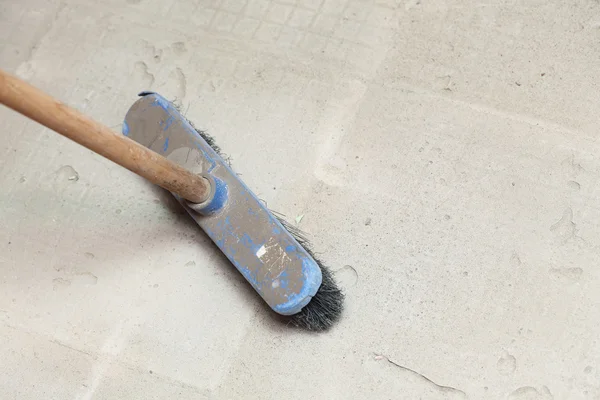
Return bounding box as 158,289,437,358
52,277,71,290
185,261,196,267
166,67,186,104
497,351,516,375
567,180,581,190
74,272,98,285
55,165,79,182
84,252,95,259
550,207,575,244
134,61,155,86
334,265,358,289
508,386,553,400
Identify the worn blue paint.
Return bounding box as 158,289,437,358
240,234,255,251
122,121,130,136
163,116,174,131
273,270,289,290
123,93,323,315
273,257,321,314
195,176,228,215
152,95,171,111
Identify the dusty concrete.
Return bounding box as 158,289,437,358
1,0,600,398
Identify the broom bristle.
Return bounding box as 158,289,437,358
273,215,344,331
189,124,344,331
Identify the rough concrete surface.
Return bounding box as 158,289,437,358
1,0,600,399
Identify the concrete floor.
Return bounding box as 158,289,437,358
1,0,600,398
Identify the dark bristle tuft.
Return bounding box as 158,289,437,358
288,262,344,331
269,216,344,332
196,130,223,157
187,121,344,331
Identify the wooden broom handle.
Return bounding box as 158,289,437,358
0,69,210,203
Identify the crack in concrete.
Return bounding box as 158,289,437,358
374,353,468,398
50,339,94,357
